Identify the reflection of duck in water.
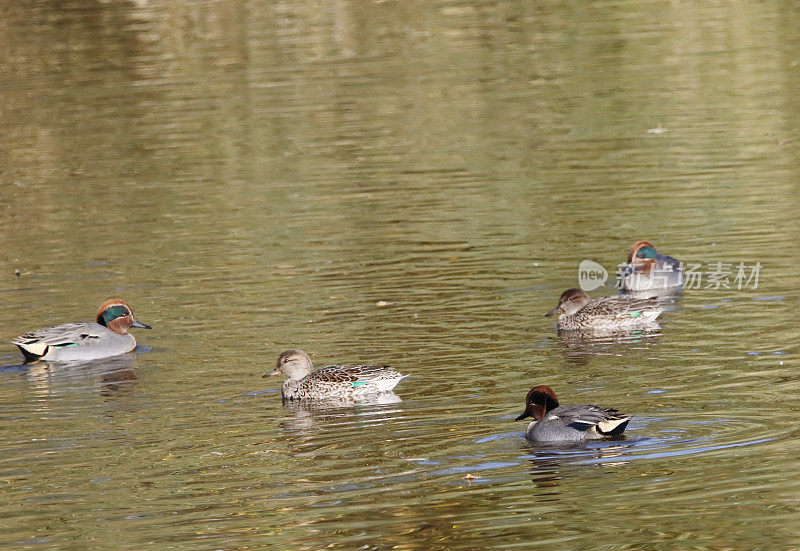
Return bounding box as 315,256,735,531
618,240,682,294
264,350,408,401
522,440,634,490
515,385,631,442
279,392,403,436
546,289,663,332
98,356,140,396
553,328,662,365
11,300,151,362
19,353,140,397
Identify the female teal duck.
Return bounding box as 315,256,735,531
264,349,407,401
618,240,682,292
12,300,151,362
546,288,663,331
515,385,631,442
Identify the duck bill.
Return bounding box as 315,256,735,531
262,368,281,379
131,319,152,329
544,307,561,318
515,410,532,421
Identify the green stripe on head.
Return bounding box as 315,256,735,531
99,305,131,326
635,246,657,259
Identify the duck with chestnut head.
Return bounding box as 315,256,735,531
618,240,682,293
11,300,151,362
515,385,631,442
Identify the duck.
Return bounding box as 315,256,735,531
515,385,631,442
618,240,682,292
264,349,407,401
11,300,151,362
545,288,663,331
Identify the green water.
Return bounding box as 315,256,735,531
2,1,800,548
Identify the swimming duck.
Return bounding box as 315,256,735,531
12,300,151,362
264,349,407,401
545,288,662,331
618,240,682,292
515,385,631,442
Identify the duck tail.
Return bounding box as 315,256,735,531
597,416,631,436
15,344,46,362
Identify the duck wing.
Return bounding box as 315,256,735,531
12,322,104,347
589,296,662,317
556,404,632,436
11,322,105,361
309,364,394,383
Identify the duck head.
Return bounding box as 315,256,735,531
545,288,591,317
96,300,151,335
516,385,560,421
264,349,314,380
627,240,659,273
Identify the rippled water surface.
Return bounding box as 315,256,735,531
2,0,800,548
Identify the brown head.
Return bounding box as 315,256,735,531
515,385,560,421
264,349,314,380
96,300,151,335
627,241,659,273
545,288,591,317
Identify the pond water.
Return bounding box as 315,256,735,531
2,0,800,548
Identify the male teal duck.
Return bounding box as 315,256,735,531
12,300,151,362
265,349,407,401
618,240,682,292
546,288,663,331
515,385,631,442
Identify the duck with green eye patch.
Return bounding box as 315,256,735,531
618,240,683,293
515,385,631,442
11,299,151,362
